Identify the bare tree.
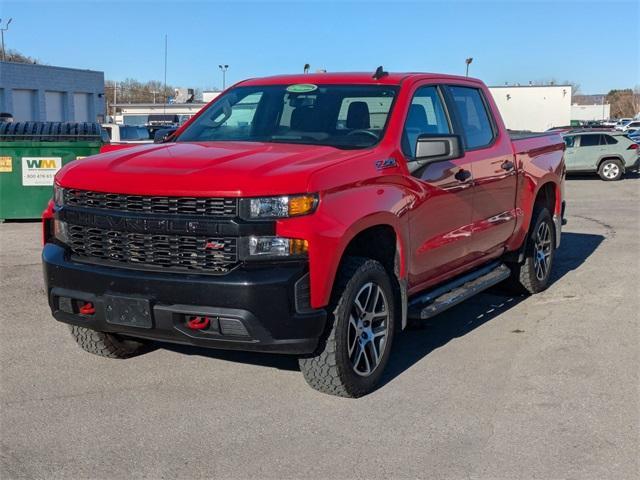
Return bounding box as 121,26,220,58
4,48,40,64
106,79,176,106
606,89,640,118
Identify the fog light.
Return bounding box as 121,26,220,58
247,236,308,258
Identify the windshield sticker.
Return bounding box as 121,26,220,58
286,84,318,93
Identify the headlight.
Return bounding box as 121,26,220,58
53,184,64,206
53,219,68,243
245,194,318,219
245,236,308,258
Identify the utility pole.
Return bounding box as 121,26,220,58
0,18,13,61
163,34,168,116
218,64,229,90
112,82,118,121
465,57,473,77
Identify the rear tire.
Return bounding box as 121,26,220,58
69,325,146,359
598,158,623,181
504,207,555,294
299,257,396,398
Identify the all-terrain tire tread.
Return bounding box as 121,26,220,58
299,257,382,398
69,325,143,359
504,207,554,295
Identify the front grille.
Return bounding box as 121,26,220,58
64,189,238,217
67,225,238,274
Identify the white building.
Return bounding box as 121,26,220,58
571,103,611,121
112,102,207,125
488,85,572,131
202,91,221,103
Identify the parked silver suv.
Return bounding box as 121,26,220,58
563,131,640,181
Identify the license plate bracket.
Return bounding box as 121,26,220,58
104,295,152,329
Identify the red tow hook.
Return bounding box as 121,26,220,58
79,302,95,315
187,316,210,330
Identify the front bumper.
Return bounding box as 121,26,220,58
43,243,326,354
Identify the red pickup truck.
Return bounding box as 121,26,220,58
42,71,565,397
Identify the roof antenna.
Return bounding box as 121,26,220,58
372,66,388,80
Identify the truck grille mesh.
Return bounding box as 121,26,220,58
67,225,238,274
63,189,238,217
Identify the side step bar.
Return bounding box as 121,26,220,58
408,262,511,320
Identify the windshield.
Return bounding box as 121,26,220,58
176,84,398,149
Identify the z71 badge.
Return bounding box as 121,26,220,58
375,158,398,170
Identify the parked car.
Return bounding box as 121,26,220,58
563,131,639,180
42,71,566,397
627,130,640,143
615,118,633,130
101,124,152,144
621,120,640,132
601,119,618,127
146,114,180,139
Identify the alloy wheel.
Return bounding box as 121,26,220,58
348,282,390,377
533,221,552,281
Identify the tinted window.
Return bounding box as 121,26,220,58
336,96,394,130
579,134,601,147
604,135,618,145
402,86,450,157
119,126,149,141
564,136,575,148
448,86,494,149
177,85,398,149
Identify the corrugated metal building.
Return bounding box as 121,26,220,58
0,61,105,122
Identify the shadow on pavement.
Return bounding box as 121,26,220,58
157,232,606,383
567,171,639,181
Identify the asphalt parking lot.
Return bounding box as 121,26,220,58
1,175,638,479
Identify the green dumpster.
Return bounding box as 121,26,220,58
0,122,104,221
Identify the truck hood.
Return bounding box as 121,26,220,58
57,141,361,196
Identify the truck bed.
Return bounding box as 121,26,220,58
509,130,564,156
508,130,557,140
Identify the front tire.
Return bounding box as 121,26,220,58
598,158,623,181
69,325,146,359
504,207,556,294
299,257,396,398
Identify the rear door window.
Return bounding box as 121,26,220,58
579,134,601,147
447,86,495,149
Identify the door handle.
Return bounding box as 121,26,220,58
454,168,472,182
501,160,515,171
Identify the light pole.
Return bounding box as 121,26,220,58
465,57,473,77
0,18,12,62
218,64,229,90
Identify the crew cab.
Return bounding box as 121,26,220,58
42,71,566,397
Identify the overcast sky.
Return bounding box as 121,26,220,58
1,0,638,94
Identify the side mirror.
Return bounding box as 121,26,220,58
408,134,464,174
416,134,463,161
154,127,177,143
